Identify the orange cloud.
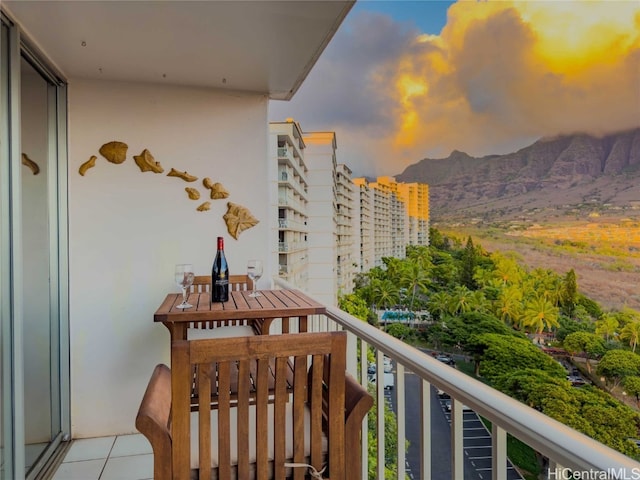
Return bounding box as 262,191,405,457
384,0,640,173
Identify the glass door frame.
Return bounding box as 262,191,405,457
1,12,70,480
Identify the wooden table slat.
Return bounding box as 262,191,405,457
154,289,326,324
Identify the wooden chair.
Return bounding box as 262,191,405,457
136,331,373,480
190,275,253,294
187,275,258,337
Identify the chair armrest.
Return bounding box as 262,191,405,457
135,364,172,480
344,373,374,428
344,373,374,479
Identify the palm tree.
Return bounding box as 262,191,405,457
526,268,563,307
494,285,523,327
406,245,432,271
470,290,490,314
595,314,619,342
399,262,430,310
620,321,640,352
522,295,559,335
449,285,474,315
491,253,524,283
427,291,452,321
382,257,403,284
474,267,498,289
371,278,400,309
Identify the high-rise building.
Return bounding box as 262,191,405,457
397,182,430,246
269,120,309,289
352,178,374,272
271,121,429,302
371,176,407,260
335,163,356,295
303,131,339,306
352,176,430,269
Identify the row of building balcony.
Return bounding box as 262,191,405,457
278,166,308,187
278,217,308,231
278,240,307,253
277,146,307,180
278,194,307,215
278,171,308,199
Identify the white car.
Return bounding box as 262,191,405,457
368,372,395,390
383,356,393,373
368,357,393,374
443,399,472,412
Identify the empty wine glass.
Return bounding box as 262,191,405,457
175,264,195,309
247,260,263,297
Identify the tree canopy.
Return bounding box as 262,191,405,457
342,227,640,459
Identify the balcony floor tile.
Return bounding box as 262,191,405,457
62,437,116,462
51,434,153,480
51,458,106,480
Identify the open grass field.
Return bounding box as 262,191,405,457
440,216,640,311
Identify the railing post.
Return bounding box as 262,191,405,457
396,363,405,480
377,349,385,480
451,399,464,479
421,380,431,480
492,423,507,480
276,284,640,480
361,339,370,480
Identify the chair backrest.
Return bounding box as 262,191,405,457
190,274,253,293
188,275,256,334
177,331,347,480
136,332,372,480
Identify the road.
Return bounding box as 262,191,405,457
383,366,524,480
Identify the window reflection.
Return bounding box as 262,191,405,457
21,56,53,474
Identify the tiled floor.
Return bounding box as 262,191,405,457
52,434,153,480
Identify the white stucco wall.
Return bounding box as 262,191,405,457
68,78,271,437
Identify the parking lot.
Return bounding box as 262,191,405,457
383,359,527,479
437,390,524,480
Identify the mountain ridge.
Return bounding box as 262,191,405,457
395,128,640,221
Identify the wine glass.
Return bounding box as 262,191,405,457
175,264,195,309
247,260,263,297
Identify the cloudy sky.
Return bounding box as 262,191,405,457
269,0,640,177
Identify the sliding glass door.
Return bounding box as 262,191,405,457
1,14,69,480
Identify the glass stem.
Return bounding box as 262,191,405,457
182,286,187,304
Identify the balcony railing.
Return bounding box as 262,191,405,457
273,277,640,479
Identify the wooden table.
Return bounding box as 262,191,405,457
154,288,326,339
153,289,327,479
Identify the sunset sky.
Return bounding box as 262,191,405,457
269,0,640,176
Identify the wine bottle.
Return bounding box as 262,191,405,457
211,236,229,302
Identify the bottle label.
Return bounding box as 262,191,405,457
214,279,229,286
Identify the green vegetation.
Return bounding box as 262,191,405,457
366,389,403,480
340,226,640,473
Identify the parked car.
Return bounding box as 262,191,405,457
567,375,587,386
435,354,456,366
443,399,472,412
368,372,394,390
437,388,451,399
383,356,393,373
368,357,393,374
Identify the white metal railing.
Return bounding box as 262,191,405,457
273,277,640,480
277,146,307,183
278,218,307,231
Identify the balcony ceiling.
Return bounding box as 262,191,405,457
4,0,354,100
